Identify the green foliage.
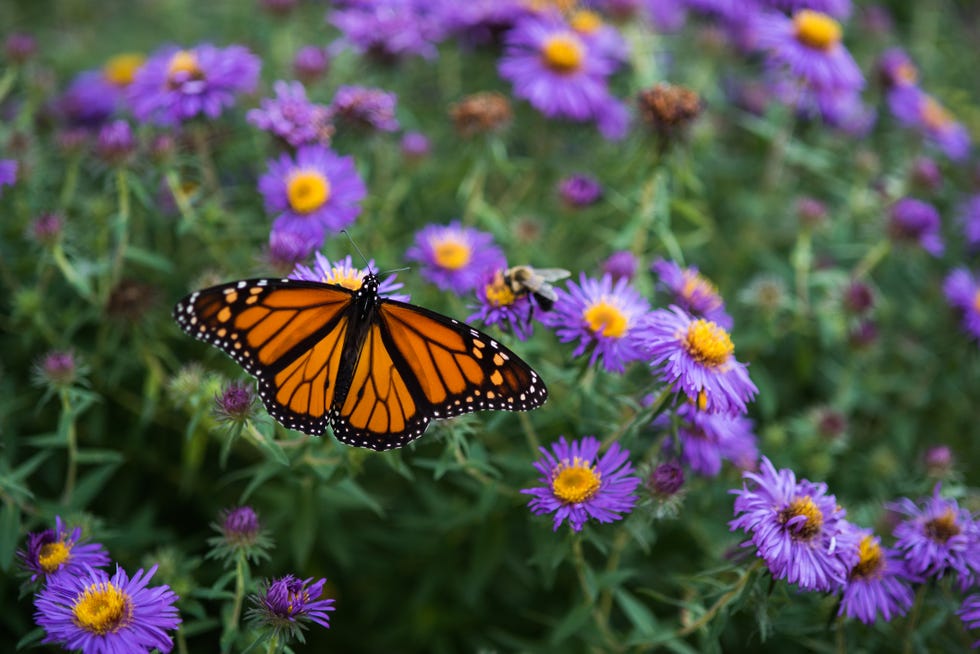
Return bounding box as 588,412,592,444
1,1,978,652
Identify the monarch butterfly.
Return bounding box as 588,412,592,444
173,272,548,451
502,265,571,311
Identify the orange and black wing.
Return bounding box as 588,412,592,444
328,299,548,450
173,279,354,435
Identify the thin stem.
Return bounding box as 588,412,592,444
902,584,927,654
675,560,760,637
597,528,631,625
519,410,541,456
222,550,248,654
265,635,279,654
192,124,220,194
571,536,617,648
852,239,891,281
59,154,81,209
59,390,78,506
108,167,131,299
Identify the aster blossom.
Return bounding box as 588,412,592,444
959,593,980,648
259,144,367,251
290,253,409,302
0,159,17,195
888,197,944,256
498,12,629,140
730,457,859,591
405,221,505,294
837,526,915,625
18,516,110,583
890,483,980,589
34,564,181,654
651,258,732,329
207,505,274,566
660,402,758,476
888,85,971,161
467,268,536,341
328,0,445,62
539,273,649,374
943,268,980,343
247,80,334,147
958,194,980,250
633,306,757,415
247,575,334,641
328,85,400,132
522,435,640,532
128,43,260,125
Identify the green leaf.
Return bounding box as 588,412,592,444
0,502,21,570
615,588,658,637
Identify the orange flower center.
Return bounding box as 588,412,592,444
103,53,145,87
924,508,960,543
552,457,602,503
38,541,72,573
583,300,628,338
683,319,734,367
920,96,955,132
167,50,203,81
72,582,133,635
570,10,603,35
850,535,885,580
779,496,824,540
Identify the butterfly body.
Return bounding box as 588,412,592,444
174,273,547,450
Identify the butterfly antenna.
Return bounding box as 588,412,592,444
341,230,373,272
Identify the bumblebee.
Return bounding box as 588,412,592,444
503,265,570,311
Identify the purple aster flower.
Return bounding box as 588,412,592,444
4,32,37,63
558,174,603,208
877,47,918,89
293,45,330,84
959,194,980,250
730,457,860,591
959,593,980,648
662,402,758,476
647,460,685,498
259,144,367,251
762,0,852,19
34,564,181,654
651,258,732,330
837,527,915,625
28,212,65,246
888,85,971,161
944,268,980,342
18,516,110,583
0,159,17,195
633,306,757,415
328,85,400,132
890,484,980,588
569,9,630,67
220,506,261,545
32,350,83,388
644,0,688,32
405,221,505,294
467,268,536,341
247,575,334,641
683,0,747,20
888,197,944,257
754,10,863,93
290,253,410,302
267,229,316,271
247,80,334,147
522,435,640,532
128,43,260,126
328,0,446,62
539,273,650,374
498,12,629,140
56,70,121,128
923,445,954,478
439,0,529,46
601,250,638,282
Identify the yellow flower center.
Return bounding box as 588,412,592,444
779,496,824,540
38,541,72,573
850,535,884,580
920,96,954,131
287,170,331,214
681,272,722,308
432,239,472,270
551,457,602,504
793,10,842,52
72,582,132,635
484,271,517,307
583,300,628,338
324,267,364,291
526,0,577,14
103,53,145,87
167,50,203,80
571,10,603,35
924,507,961,543
973,289,980,314
541,33,585,74
895,62,918,86
683,319,734,367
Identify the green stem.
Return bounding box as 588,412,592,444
222,551,248,654
791,229,812,320
597,528,631,627
265,635,279,654
674,560,760,637
902,584,926,654
571,536,616,648
852,239,891,281
519,411,540,456
109,167,131,297
192,123,220,195
59,154,81,209
60,390,78,506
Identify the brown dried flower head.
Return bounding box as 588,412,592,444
449,91,513,138
637,83,703,133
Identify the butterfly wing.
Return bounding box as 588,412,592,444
328,299,548,450
173,279,354,435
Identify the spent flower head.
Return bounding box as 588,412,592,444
18,516,110,584
34,564,181,654
522,435,640,532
